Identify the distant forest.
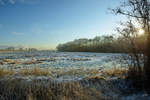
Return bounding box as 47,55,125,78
57,35,130,53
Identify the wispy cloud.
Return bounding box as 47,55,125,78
0,0,5,5
9,0,16,4
12,32,24,35
0,0,40,5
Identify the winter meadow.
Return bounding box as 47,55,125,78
0,0,150,100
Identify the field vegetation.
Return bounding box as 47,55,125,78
0,66,137,100
1,0,150,99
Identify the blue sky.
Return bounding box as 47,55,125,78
0,0,125,50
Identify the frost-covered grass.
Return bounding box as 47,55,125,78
0,51,124,70
0,66,127,79
0,77,106,100
0,52,149,99
56,68,100,78
0,67,150,100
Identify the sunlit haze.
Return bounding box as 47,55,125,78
138,28,145,35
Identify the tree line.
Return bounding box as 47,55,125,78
57,35,130,53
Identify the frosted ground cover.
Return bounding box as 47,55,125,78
0,51,127,81
0,51,125,70
0,51,150,100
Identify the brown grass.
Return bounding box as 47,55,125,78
18,67,51,76
56,68,85,77
86,75,106,80
2,59,12,63
0,78,106,100
56,68,100,78
102,67,127,78
0,68,15,77
0,66,127,80
0,67,126,100
0,67,51,77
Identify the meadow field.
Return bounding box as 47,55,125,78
0,51,149,100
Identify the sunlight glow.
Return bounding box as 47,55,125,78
138,28,145,35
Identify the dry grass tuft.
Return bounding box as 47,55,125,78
86,75,106,80
0,78,106,100
86,68,100,75
102,67,127,78
18,67,51,76
56,68,100,78
56,68,85,77
0,68,15,77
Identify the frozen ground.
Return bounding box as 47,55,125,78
0,51,125,70
0,51,149,100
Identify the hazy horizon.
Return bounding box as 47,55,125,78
0,0,125,50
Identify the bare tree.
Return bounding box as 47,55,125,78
113,0,150,89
